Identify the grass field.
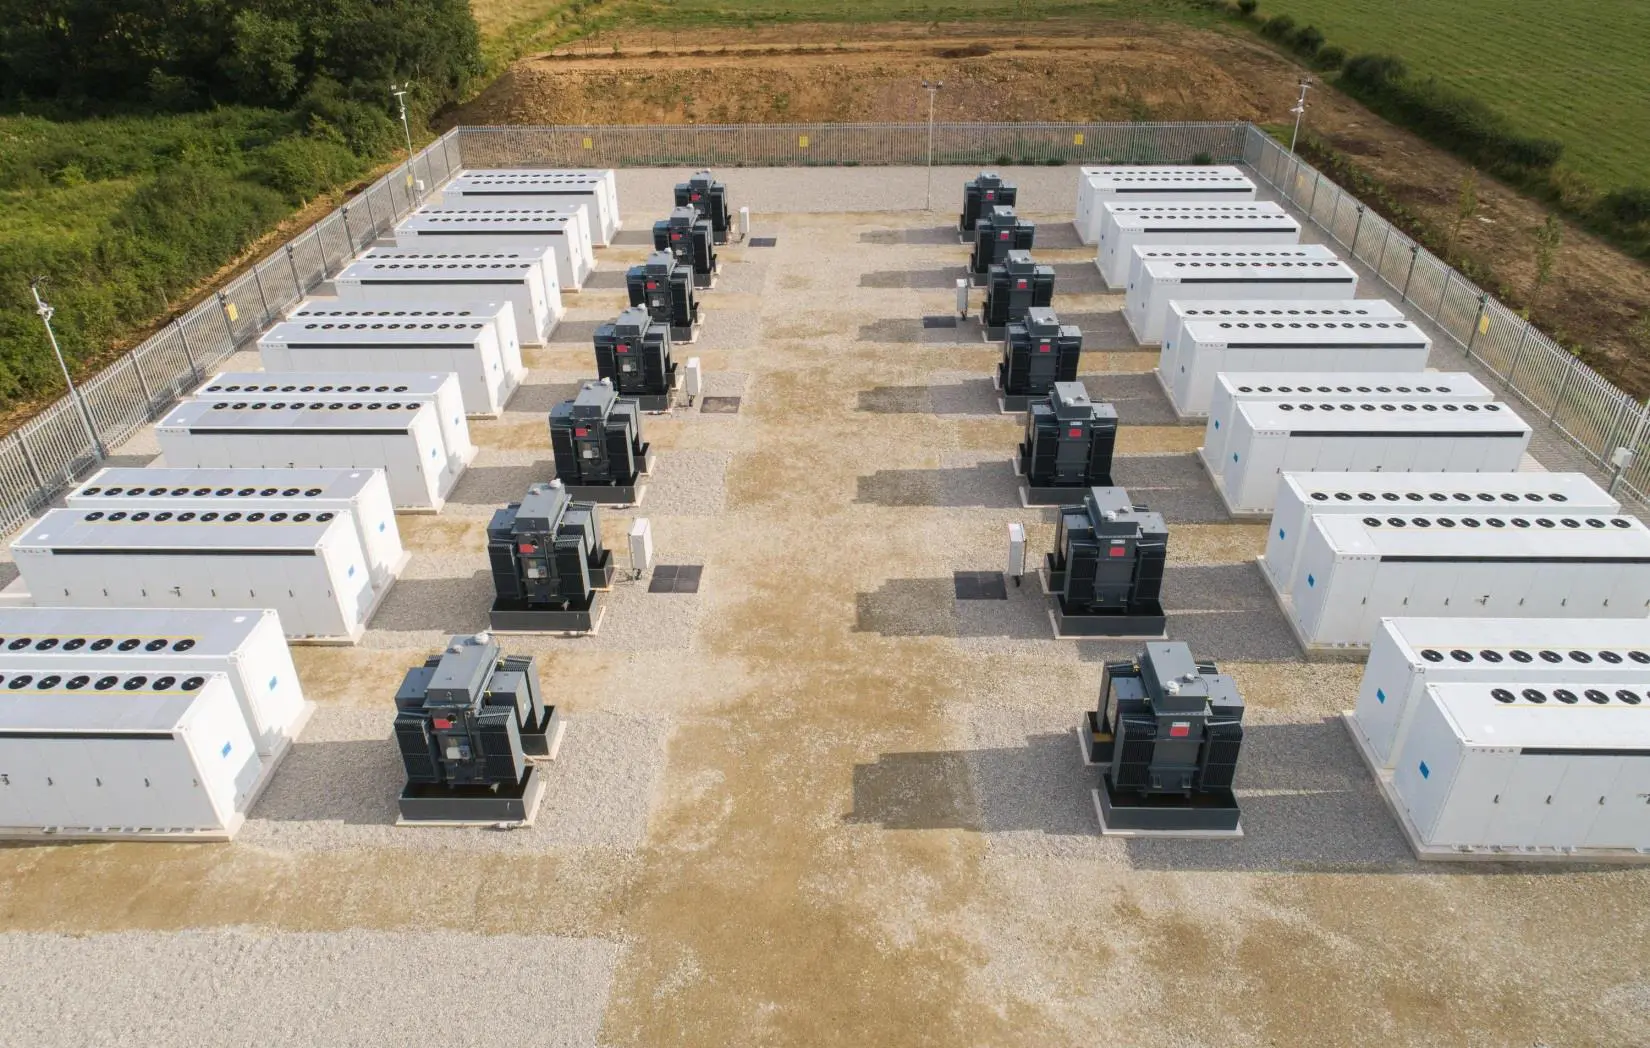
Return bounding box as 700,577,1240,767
1258,0,1650,189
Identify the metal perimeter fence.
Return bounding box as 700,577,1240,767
1,120,1645,536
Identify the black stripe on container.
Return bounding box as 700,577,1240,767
1521,747,1650,757
1285,430,1528,438
351,279,528,285
176,428,410,436
1176,277,1355,285
1214,342,1430,350
457,190,591,196
1378,556,1650,564
1136,226,1299,233
403,229,568,235
0,730,174,740
282,342,477,350
1115,187,1248,193
50,548,319,556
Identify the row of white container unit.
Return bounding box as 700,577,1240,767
392,208,594,292
66,466,408,595
330,248,561,348
1346,618,1650,858
1073,165,1257,245
1212,398,1533,516
1199,371,1494,468
1123,245,1359,345
1162,305,1434,419
1286,511,1650,651
12,507,385,644
435,168,621,246
1260,471,1621,605
1095,202,1301,288
155,399,458,512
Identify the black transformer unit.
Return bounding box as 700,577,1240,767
674,170,731,244
593,306,677,411
1018,381,1117,505
960,171,1018,234
983,249,1054,331
549,379,653,503
998,306,1082,411
653,206,717,288
1046,486,1167,638
626,249,700,343
393,632,562,825
1082,641,1245,835
487,479,615,633
969,205,1035,280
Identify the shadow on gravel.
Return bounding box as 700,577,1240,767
856,378,1000,415
447,462,555,506
859,268,968,290
1074,562,1300,663
854,460,1019,508
505,381,583,414
1109,453,1227,524
858,227,962,246
854,576,1050,639
1081,372,1185,426
581,268,630,291
248,737,400,826
370,571,493,634
547,319,604,346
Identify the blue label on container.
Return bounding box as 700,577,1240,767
1232,453,1239,462
379,521,386,532
1278,528,1285,540
221,741,233,758
1307,574,1315,588
1377,688,1386,704
1214,420,1220,429
348,565,355,577
268,676,278,691
1419,761,1430,780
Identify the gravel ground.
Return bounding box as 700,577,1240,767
1,166,1647,1048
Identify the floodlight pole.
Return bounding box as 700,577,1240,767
30,279,106,460
1288,77,1312,155
922,79,942,210
392,84,417,196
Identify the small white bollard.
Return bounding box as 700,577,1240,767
684,356,703,406
628,518,654,580
956,278,969,319
738,206,751,240
1006,522,1026,587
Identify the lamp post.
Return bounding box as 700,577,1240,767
1288,76,1312,154
922,79,943,210
391,83,418,196
30,279,105,460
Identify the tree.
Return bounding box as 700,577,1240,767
1530,215,1563,307
1447,170,1479,261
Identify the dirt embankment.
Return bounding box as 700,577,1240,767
444,19,1650,396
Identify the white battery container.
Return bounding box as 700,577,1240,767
1220,399,1531,515
437,170,620,245
1170,317,1434,418
333,251,560,346
1125,246,1356,345
194,371,474,472
1159,300,1409,388
1391,681,1650,854
13,508,379,643
1264,472,1618,605
1203,372,1491,466
1290,511,1650,649
67,466,407,596
1096,203,1300,287
1353,617,1650,772
1073,166,1256,244
155,400,456,511
0,671,261,840
0,607,308,759
393,209,594,291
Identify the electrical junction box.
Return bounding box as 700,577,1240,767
998,307,1081,411
13,508,379,645
1006,523,1026,580
1083,641,1245,835
1046,486,1167,639
1159,299,1408,389
194,370,474,475
1124,245,1354,345
1096,202,1300,288
626,250,699,343
653,207,717,288
266,305,522,417
1074,165,1256,245
684,357,703,402
1017,382,1117,504
674,170,732,244
1263,471,1618,610
486,480,613,634
1291,511,1650,651
1171,318,1436,420
961,171,1017,233
394,632,562,825
1218,398,1532,517
393,208,594,290
1353,617,1650,774
0,670,262,841
1202,371,1490,470
629,518,654,576
970,205,1036,278
67,466,407,598
156,399,457,512
336,249,561,346
1390,680,1650,857
983,250,1054,330
0,606,307,760
437,169,620,245
594,306,678,410
549,380,652,504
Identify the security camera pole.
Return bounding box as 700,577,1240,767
922,79,943,211
391,83,417,195
1288,76,1312,155
30,278,106,460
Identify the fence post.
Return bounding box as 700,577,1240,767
14,434,45,491
1550,356,1578,426
251,267,271,324
1375,223,1393,279
128,353,153,407
439,133,455,178
1349,205,1367,256
1307,172,1321,218
1465,293,1489,361
286,244,303,296
341,206,355,252
1506,321,1533,386
363,191,379,238
1608,399,1650,497
217,291,237,343
1435,269,1454,320
175,318,200,383
1401,244,1420,303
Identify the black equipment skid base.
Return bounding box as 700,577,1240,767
693,268,717,290
1050,598,1167,639
589,548,617,591
670,323,700,344
1015,448,1109,505
1094,775,1243,834
998,394,1033,413
563,447,652,505
397,765,546,826
1044,551,1067,596
489,591,604,633
1081,710,1108,765
968,269,990,287
520,706,563,758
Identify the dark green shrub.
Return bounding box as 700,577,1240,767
1237,0,1258,15
1314,45,1347,71
257,136,366,203
1292,25,1325,57
1342,52,1407,91
1260,14,1296,41
1598,187,1650,226
1191,151,1215,164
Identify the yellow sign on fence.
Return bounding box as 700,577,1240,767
798,135,810,149
1480,314,1491,335
224,302,238,323
1073,133,1084,146
582,137,593,150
